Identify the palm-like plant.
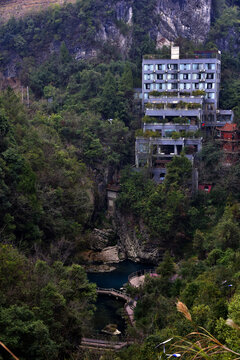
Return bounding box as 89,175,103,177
172,301,240,360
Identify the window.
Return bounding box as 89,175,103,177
206,73,214,79
207,104,214,110
180,83,191,90
192,73,201,80
171,73,178,80
171,83,178,90
193,63,201,70
207,92,215,99
144,93,148,99
159,83,166,90
158,64,165,71
157,74,163,80
145,84,151,90
144,64,154,71
195,83,199,89
206,63,216,70
180,73,191,80
167,64,178,70
139,144,149,153
144,74,151,80
180,63,191,71
207,83,213,89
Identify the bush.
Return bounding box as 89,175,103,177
192,90,206,96
149,90,161,97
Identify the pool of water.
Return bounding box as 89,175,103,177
88,260,154,289
88,260,154,334
92,294,126,334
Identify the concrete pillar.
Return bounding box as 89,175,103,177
174,145,178,155
192,168,199,195
135,142,139,168
135,154,139,168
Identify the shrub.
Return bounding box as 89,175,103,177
192,90,205,96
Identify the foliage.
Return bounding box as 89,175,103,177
0,244,96,360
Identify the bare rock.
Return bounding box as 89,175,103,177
88,228,116,251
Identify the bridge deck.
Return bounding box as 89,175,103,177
81,337,130,350
97,288,131,302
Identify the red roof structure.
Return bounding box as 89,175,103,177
216,123,237,132
216,123,240,165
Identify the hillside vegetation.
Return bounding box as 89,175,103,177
0,0,240,359
0,0,75,23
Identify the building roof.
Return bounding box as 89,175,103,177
216,123,237,132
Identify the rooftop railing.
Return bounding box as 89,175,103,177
143,51,221,60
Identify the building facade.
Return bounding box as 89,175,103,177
135,47,234,182
216,123,240,165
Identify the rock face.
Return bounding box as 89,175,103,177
88,228,116,251
155,0,212,47
0,0,211,48
82,214,163,265
115,212,163,264
0,0,213,80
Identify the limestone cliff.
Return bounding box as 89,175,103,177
155,0,212,47
115,212,163,264
0,0,212,61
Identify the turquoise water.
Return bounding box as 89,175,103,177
88,260,154,333
88,260,154,289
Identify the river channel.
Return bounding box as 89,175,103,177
88,260,154,333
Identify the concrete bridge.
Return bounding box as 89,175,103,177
80,337,132,350
96,287,131,302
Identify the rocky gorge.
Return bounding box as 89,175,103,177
82,212,163,272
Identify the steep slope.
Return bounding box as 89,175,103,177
155,0,212,47
0,0,75,22
0,0,212,79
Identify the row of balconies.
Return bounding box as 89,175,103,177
147,96,203,104
143,69,217,74
145,109,202,117
144,79,216,83
136,137,203,152
145,102,202,110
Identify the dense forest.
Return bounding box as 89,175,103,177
0,0,240,359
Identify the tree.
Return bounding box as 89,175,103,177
100,70,118,119
214,207,240,250
165,155,192,189
156,251,175,278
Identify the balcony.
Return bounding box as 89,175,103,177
147,97,204,104
143,123,199,133
145,108,202,118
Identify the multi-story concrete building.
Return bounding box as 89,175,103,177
135,47,234,182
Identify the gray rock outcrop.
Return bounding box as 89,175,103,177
155,0,212,47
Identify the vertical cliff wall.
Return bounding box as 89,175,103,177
155,0,212,47
0,0,212,79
